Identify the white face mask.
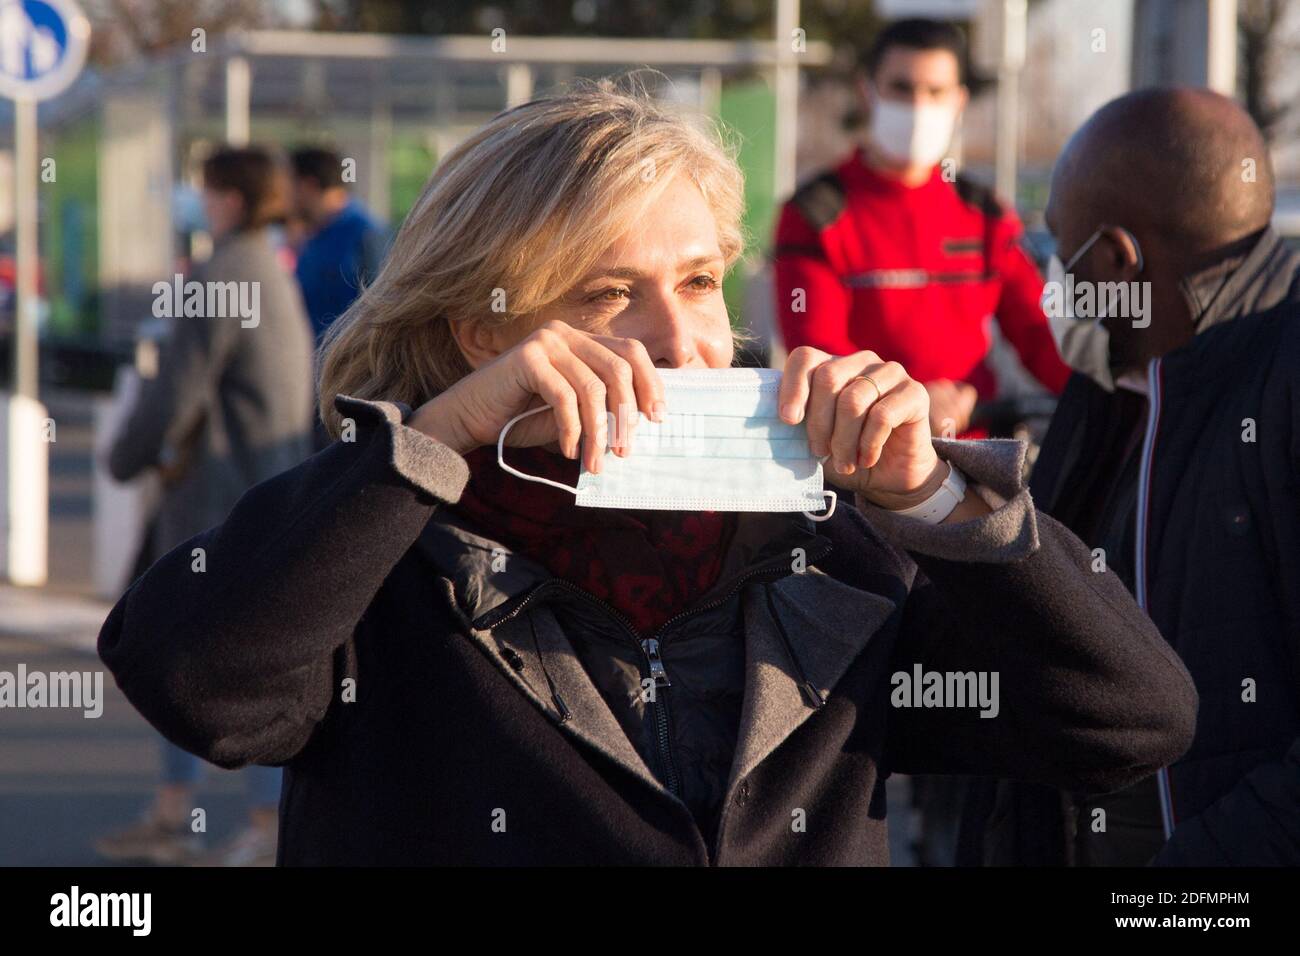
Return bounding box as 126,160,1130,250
869,97,957,168
1042,226,1146,393
497,367,837,522
1044,251,1115,392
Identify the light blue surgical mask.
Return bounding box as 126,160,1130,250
497,367,837,522
1042,225,1145,392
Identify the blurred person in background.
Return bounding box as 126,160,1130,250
96,145,317,866
289,146,388,449
289,145,388,344
776,17,1073,865
960,88,1300,866
774,18,1070,441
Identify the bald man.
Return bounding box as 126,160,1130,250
959,88,1300,866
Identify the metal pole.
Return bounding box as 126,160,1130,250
1206,0,1238,94
369,64,392,220
994,66,1017,203
7,96,48,586
774,0,800,201
14,98,37,400
994,0,1026,204
225,56,251,145
699,66,722,117
504,62,534,108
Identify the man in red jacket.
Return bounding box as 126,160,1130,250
774,18,1069,437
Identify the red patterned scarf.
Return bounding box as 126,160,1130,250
452,445,735,636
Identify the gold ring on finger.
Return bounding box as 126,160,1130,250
854,374,882,404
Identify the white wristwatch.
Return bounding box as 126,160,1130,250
887,461,967,524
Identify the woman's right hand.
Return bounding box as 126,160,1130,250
407,320,666,474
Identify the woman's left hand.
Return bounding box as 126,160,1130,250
779,347,948,510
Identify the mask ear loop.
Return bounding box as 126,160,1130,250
804,489,837,523
496,405,582,496
804,452,837,522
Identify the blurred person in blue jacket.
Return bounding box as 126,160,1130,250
289,146,388,343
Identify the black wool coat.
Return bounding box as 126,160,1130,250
98,394,1198,865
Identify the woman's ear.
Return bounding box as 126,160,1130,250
448,318,511,370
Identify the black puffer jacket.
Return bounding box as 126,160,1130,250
98,393,1198,864
961,228,1300,866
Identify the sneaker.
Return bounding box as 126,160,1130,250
94,812,206,866
189,822,278,867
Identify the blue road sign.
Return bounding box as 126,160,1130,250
0,0,90,101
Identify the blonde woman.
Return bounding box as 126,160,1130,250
99,85,1196,865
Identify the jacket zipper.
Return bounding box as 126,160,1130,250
633,538,833,797
1135,356,1177,841
489,578,686,793
643,636,669,687
479,536,835,800
639,636,680,794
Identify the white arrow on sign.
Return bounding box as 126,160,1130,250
0,0,90,103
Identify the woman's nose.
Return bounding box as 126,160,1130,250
654,350,697,369
642,300,706,368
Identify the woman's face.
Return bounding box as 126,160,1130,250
489,175,735,369
202,187,244,240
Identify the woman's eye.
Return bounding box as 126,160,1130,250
591,287,630,303
687,274,720,292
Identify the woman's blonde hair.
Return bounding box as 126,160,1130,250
316,78,748,437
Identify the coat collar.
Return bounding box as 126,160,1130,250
727,565,896,796
415,508,551,624
1181,226,1300,335
412,502,899,813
